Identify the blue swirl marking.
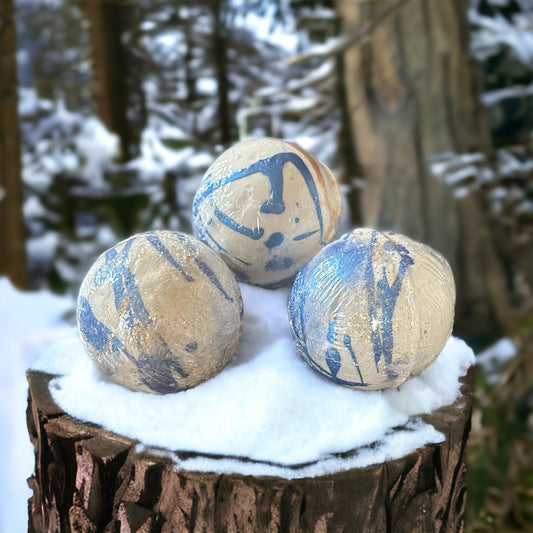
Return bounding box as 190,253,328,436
364,233,414,375
80,293,188,392
325,317,366,386
84,234,202,392
78,296,117,353
194,152,326,255
186,342,198,353
265,256,293,272
325,347,341,377
214,206,264,240
137,334,188,394
78,295,135,373
288,230,414,385
289,272,368,387
79,293,190,393
265,232,284,249
146,234,195,282
343,334,365,384
293,229,319,242
147,232,235,302
193,257,234,302
192,205,252,267
327,317,337,343
94,238,152,329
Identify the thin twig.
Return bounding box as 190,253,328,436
287,0,411,65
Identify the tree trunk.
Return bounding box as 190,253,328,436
27,367,473,532
0,0,28,289
335,0,513,339
78,0,146,161
212,0,232,147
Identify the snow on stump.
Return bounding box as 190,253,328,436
26,285,474,532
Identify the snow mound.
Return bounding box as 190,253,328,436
0,277,74,533
33,284,474,479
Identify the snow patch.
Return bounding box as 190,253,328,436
0,278,74,533
75,117,120,185
476,337,518,384
33,284,474,479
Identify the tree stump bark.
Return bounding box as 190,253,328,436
27,366,473,533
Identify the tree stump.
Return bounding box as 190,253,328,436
26,366,473,532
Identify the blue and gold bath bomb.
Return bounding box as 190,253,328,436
77,230,243,394
192,137,343,288
288,228,455,390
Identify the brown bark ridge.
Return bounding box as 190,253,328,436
27,366,473,532
0,0,28,289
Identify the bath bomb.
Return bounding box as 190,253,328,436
77,231,243,394
192,137,343,288
288,228,455,390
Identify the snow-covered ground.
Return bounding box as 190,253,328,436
0,278,74,533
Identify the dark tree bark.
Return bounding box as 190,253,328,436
212,0,232,147
0,0,28,289
335,0,514,339
27,367,473,532
78,0,146,161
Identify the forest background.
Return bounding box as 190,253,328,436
1,0,533,531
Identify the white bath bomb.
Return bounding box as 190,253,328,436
192,137,343,288
77,231,243,394
288,228,455,390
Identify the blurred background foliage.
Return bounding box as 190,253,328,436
1,0,533,530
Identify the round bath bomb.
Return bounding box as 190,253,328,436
77,230,243,394
192,137,343,288
288,228,455,390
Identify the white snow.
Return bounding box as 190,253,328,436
19,94,120,194
232,0,298,52
476,337,518,384
74,117,120,185
470,9,533,66
22,195,47,220
287,59,336,91
444,165,479,185
196,77,218,96
482,82,533,106
133,125,194,177
187,151,215,170
33,284,474,479
140,20,157,32
454,186,473,199
26,231,60,264
289,35,346,63
17,87,44,117
0,278,74,533
429,152,486,178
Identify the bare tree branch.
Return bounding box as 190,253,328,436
287,0,411,65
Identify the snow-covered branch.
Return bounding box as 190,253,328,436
287,0,411,65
